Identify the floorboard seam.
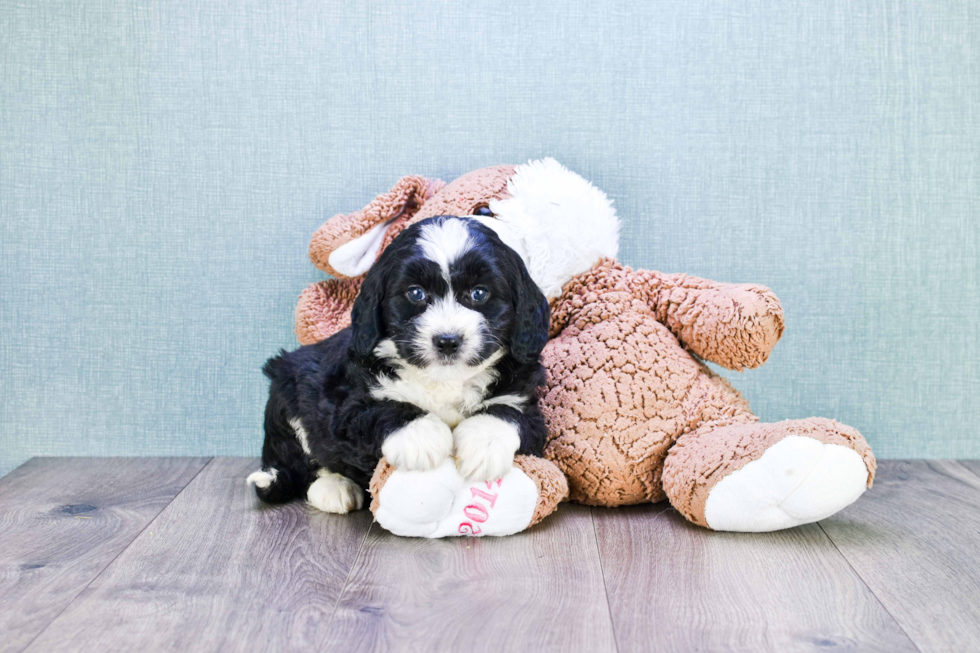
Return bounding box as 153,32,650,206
948,459,980,487
14,457,215,653
815,520,922,653
321,519,374,645
590,507,622,653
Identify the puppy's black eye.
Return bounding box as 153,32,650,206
406,286,426,303
472,205,494,217
469,286,489,303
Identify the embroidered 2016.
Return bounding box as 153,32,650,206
458,479,503,535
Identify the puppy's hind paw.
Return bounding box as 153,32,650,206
307,469,364,514
246,468,277,489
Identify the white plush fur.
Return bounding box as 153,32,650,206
333,160,618,298
328,219,392,277
703,435,869,532
453,414,521,481
375,459,538,538
479,157,619,298
372,340,503,427
306,468,364,514
380,412,455,471
246,468,277,489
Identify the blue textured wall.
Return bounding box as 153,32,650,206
2,1,978,476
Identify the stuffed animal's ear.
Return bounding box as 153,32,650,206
310,176,444,278
511,263,551,365
348,259,389,362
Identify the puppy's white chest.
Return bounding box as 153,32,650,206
371,367,494,428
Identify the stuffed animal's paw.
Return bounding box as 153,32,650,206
703,435,869,532
369,456,568,538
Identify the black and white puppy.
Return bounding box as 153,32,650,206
248,216,551,513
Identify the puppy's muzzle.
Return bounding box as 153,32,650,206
433,333,463,358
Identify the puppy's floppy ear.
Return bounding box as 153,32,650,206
511,263,551,365
349,257,390,362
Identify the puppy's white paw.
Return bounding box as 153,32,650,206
382,413,454,472
307,469,364,514
246,468,277,489
453,414,520,482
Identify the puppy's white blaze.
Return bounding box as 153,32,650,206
246,468,278,489
307,468,364,514
418,218,473,279
371,350,503,427
453,414,521,482
288,417,312,456
480,394,527,410
413,296,486,366
381,413,454,470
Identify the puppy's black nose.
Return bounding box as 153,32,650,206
434,334,462,356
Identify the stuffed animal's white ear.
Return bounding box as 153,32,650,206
473,216,530,267
488,158,619,298
327,219,393,277
309,175,445,277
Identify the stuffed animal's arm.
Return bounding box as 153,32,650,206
294,278,363,345
633,270,785,370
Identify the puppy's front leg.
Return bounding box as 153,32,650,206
454,401,548,482
382,413,454,472
454,414,522,482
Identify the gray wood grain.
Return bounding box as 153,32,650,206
0,457,209,653
820,460,980,653
23,457,372,653
325,504,617,653
959,459,980,482
593,503,918,653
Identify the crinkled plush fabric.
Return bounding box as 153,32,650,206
662,417,876,527
308,176,444,278
295,160,876,534
295,277,362,345
512,454,569,526
542,259,783,505
368,457,398,517
295,165,515,346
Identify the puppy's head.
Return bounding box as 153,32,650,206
349,216,549,377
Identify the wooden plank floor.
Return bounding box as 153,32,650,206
1,458,978,653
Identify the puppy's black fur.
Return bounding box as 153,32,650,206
254,216,550,505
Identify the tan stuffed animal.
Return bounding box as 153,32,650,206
296,158,876,536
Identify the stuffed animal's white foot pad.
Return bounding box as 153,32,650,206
704,435,869,532
307,469,364,514
375,459,538,537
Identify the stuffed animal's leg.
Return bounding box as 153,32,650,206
662,418,875,532
369,455,568,538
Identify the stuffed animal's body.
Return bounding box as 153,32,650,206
295,159,875,535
